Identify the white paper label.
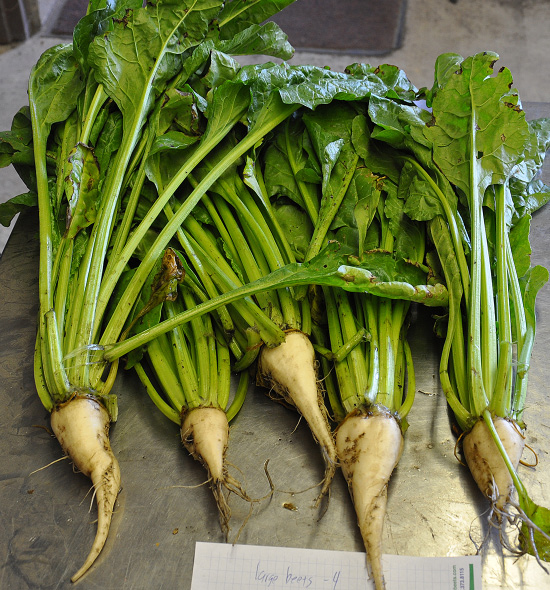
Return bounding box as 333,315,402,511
191,542,481,590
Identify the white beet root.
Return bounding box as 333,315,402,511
463,416,525,511
181,406,251,538
181,406,229,483
256,331,337,505
335,407,404,590
50,396,121,582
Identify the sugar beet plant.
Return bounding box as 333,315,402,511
261,98,429,590
0,0,303,580
365,52,550,563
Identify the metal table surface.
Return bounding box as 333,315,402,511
1,104,550,590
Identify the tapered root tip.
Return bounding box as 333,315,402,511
70,460,121,582
313,444,338,508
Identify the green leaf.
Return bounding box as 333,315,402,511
94,110,124,176
29,44,85,145
345,62,418,102
509,213,532,278
0,192,37,227
218,21,294,60
64,143,101,239
424,52,531,196
88,0,223,124
272,198,313,261
218,0,296,39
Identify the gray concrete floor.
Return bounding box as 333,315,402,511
1,0,549,253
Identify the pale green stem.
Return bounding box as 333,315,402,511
467,111,490,417
490,184,512,416
135,361,181,425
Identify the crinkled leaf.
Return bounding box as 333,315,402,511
157,88,202,137
369,94,433,152
147,78,249,191
510,117,550,184
368,95,462,219
125,248,185,368
218,235,246,284
424,52,463,107
399,161,445,221
520,495,550,563
202,78,250,137
150,130,201,155
263,142,306,209
201,49,241,91
385,188,426,263
88,101,112,147
237,61,390,118
354,194,379,255
520,264,549,324
73,0,142,72
263,119,320,214
528,117,550,153
226,241,449,306
277,65,389,110
332,166,381,233
509,213,532,278
0,106,33,168
302,102,356,195
345,62,418,102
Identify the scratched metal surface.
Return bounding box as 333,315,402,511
1,104,550,590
